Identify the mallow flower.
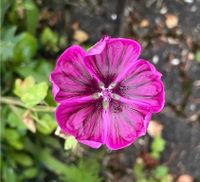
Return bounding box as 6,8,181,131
50,36,165,150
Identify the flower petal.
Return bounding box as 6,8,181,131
78,140,102,149
87,35,109,56
85,37,141,87
55,99,107,148
50,45,100,103
106,100,151,150
113,59,165,112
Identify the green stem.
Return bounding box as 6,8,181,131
0,96,56,112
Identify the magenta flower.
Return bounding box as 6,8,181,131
50,36,165,150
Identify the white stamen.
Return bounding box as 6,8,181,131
112,93,120,100
99,82,105,89
92,93,101,99
108,82,117,89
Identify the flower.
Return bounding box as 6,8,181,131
50,36,165,150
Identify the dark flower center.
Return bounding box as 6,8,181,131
90,82,120,110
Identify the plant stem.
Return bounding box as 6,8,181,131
0,96,56,112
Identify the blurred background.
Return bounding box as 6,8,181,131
1,0,200,181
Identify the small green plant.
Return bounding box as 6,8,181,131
133,159,169,182
195,50,200,63
150,136,166,159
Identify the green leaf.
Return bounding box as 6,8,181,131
154,165,168,179
150,136,166,159
1,106,10,138
13,32,37,62
25,0,39,34
16,59,53,82
39,149,68,175
151,136,166,153
14,76,35,96
195,50,200,63
36,114,57,135
2,164,16,182
14,76,48,107
40,27,58,52
45,88,57,106
83,44,92,51
7,108,26,133
0,0,12,25
66,159,101,182
137,179,150,182
10,152,33,167
133,162,145,179
21,82,48,107
23,167,38,179
64,136,78,150
0,26,19,62
150,151,160,159
4,128,24,150
42,136,62,149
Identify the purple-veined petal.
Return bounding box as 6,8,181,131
50,45,101,103
113,59,165,112
78,140,102,149
55,99,107,148
106,99,151,150
85,37,141,87
87,35,109,56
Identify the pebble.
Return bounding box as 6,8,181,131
176,174,193,182
188,52,194,60
190,104,196,111
152,55,159,64
190,5,197,12
73,29,89,43
147,120,163,137
165,14,179,29
184,0,194,4
111,13,117,20
140,19,149,28
160,6,168,14
171,58,180,66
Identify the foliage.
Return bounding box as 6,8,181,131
133,161,169,182
14,76,48,107
133,134,168,182
40,27,59,52
13,32,37,62
195,50,200,63
150,136,166,159
64,136,78,150
0,1,102,181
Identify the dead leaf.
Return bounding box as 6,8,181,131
165,14,179,29
73,29,89,43
71,21,80,31
22,110,36,133
140,19,149,28
147,120,163,138
176,175,193,182
55,126,69,139
140,152,157,168
167,174,175,182
39,8,51,21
